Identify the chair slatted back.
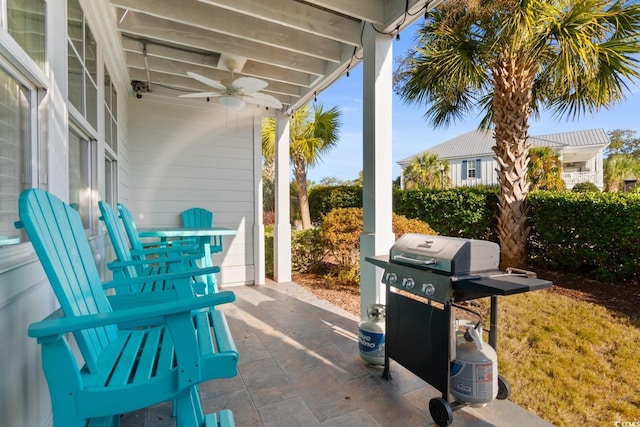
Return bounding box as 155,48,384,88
117,203,145,252
17,189,117,372
99,201,141,281
181,207,222,253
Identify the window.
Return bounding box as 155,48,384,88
104,67,117,153
69,127,97,233
67,0,97,129
104,156,117,208
467,160,476,178
461,159,482,180
6,0,46,68
0,66,32,245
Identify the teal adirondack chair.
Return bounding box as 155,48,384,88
182,207,223,293
18,188,238,427
99,201,214,297
182,207,224,254
117,202,195,253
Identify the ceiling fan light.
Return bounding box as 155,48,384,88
218,95,245,111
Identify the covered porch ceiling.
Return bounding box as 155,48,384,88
108,0,439,113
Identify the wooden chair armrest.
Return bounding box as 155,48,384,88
28,291,236,339
107,253,202,270
130,243,201,258
102,265,221,290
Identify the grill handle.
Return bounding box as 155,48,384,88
392,254,437,267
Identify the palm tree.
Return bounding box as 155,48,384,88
261,117,277,216
527,147,565,191
396,0,640,268
402,153,450,189
262,104,342,229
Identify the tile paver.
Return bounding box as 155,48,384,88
120,280,553,427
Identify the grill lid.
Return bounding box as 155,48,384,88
389,234,500,275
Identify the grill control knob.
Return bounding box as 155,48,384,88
422,283,435,296
403,278,415,289
386,272,398,284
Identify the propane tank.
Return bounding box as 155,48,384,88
358,304,386,366
450,324,498,407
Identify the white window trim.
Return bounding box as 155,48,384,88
467,160,477,178
0,47,47,268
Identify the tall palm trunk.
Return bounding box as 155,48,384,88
292,156,312,229
491,55,535,269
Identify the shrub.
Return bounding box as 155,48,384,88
320,208,437,286
308,185,362,224
264,225,274,278
291,228,326,273
571,182,600,193
392,214,438,238
528,191,640,281
394,187,499,241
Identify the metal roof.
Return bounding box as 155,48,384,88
398,128,610,164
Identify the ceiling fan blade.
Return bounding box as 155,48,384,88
232,77,268,94
179,92,223,98
243,92,282,109
186,71,227,91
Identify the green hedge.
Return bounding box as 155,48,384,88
308,185,362,224
528,191,640,281
393,187,499,241
272,185,640,283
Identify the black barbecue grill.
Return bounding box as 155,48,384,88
366,234,551,426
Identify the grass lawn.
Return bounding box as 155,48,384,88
494,288,640,426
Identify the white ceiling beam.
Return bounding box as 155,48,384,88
301,0,384,24
380,0,430,32
198,0,362,46
121,36,314,87
239,61,314,88
112,0,342,62
121,36,220,67
117,12,328,76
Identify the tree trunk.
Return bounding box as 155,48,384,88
293,157,312,229
491,55,535,269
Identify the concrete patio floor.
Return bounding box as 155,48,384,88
120,281,552,427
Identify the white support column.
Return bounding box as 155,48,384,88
359,26,396,319
596,148,604,190
274,111,292,282
253,110,266,285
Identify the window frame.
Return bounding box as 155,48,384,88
0,59,46,269
66,0,98,131
467,160,476,178
68,122,99,236
103,65,117,153
5,0,47,69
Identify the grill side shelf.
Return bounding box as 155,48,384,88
365,255,389,269
453,274,552,296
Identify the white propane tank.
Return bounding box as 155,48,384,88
450,325,498,407
358,304,386,366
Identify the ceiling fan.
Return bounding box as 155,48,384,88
179,58,282,111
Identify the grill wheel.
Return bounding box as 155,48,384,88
429,397,453,426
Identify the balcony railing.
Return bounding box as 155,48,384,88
563,171,598,189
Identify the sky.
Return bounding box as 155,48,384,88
307,20,640,183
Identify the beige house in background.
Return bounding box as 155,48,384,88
398,128,610,190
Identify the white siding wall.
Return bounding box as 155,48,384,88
448,155,498,187
126,98,257,285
